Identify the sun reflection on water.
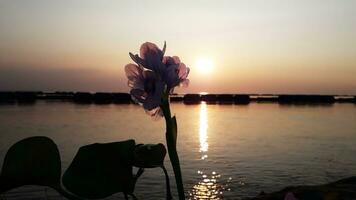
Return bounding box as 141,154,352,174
199,102,208,159
189,102,226,200
190,170,224,200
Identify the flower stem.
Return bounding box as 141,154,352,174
160,91,185,200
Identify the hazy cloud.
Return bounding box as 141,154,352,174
0,65,127,92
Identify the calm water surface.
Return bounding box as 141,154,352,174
1,102,356,199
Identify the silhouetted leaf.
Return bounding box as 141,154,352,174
62,140,136,199
133,143,166,168
162,41,166,58
0,136,61,193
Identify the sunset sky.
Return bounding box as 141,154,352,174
0,0,355,94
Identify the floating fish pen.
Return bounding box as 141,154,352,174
0,92,16,104
1,92,355,105
93,93,113,104
37,92,74,100
334,96,355,103
170,94,184,102
73,92,93,104
201,94,217,104
278,95,335,104
15,92,38,104
112,93,132,104
217,94,234,104
250,95,279,103
183,94,201,104
234,95,250,105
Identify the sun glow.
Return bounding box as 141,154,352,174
196,58,214,74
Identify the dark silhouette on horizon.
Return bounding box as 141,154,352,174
0,91,355,105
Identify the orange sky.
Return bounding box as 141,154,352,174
0,0,356,94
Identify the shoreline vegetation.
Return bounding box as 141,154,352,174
0,91,355,105
246,176,356,200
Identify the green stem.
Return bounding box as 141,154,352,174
160,91,185,200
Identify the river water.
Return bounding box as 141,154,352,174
1,102,356,199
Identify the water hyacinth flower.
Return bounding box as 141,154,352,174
162,55,190,91
129,42,189,90
126,41,190,117
129,42,166,75
125,63,164,118
125,41,188,200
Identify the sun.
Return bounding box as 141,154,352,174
196,58,214,74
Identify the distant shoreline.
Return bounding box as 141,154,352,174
1,91,355,105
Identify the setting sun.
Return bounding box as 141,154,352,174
196,58,214,74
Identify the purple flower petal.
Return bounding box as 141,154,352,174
138,42,166,72
140,42,161,59
130,89,147,104
144,52,165,72
145,107,163,119
143,79,164,110
164,64,180,88
163,56,178,66
180,79,190,87
172,56,180,64
124,41,189,119
178,63,189,79
125,64,144,89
